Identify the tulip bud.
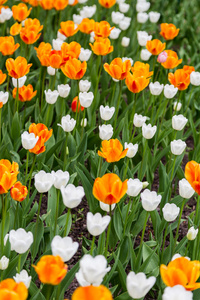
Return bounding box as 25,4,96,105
79,91,94,108
119,17,131,30
137,31,152,47
51,236,79,261
164,84,178,99
148,11,160,23
149,82,164,96
121,37,130,47
99,124,113,140
51,170,70,189
73,14,83,24
187,226,198,241
190,71,200,86
172,114,188,131
13,270,32,288
179,178,195,199
162,203,180,222
34,170,55,193
173,101,182,111
137,12,149,23
162,285,193,300
111,11,124,25
47,66,56,76
119,3,130,13
79,48,92,62
80,5,96,18
133,113,147,127
170,139,186,155
81,118,87,127
86,212,111,236
58,84,71,98
10,182,28,202
79,80,91,92
109,28,121,39
0,91,9,107
136,2,150,12
52,38,64,51
0,256,9,270
71,96,84,112
61,184,85,208
157,51,168,63
142,123,157,139
142,181,149,189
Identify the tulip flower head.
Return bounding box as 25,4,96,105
13,270,32,289
9,228,33,254
87,212,111,236
161,50,182,69
29,123,53,155
13,84,37,102
90,37,113,56
20,18,43,44
10,181,28,202
0,36,20,56
93,173,127,205
59,21,79,38
0,279,28,300
94,21,114,38
79,18,95,34
146,39,166,55
61,58,87,80
185,160,200,195
0,256,9,270
6,56,32,79
98,139,128,163
0,70,6,85
72,285,113,300
104,58,131,80
98,0,116,8
0,159,19,194
51,236,78,262
168,69,190,91
160,23,180,40
12,3,32,22
10,22,22,36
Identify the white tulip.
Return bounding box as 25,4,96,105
149,82,164,96
137,31,152,47
21,132,39,150
0,7,13,23
121,37,130,47
149,11,160,23
179,178,195,199
61,184,85,208
99,202,116,212
137,12,149,23
58,115,76,132
142,123,157,139
99,124,113,140
136,2,150,12
47,66,56,76
109,27,121,39
12,76,27,88
122,57,133,66
100,105,115,121
78,0,88,3
44,89,59,104
87,212,111,236
0,91,9,106
81,118,87,127
127,271,156,299
13,270,32,288
51,170,70,189
79,48,92,62
34,170,55,193
0,256,9,270
127,178,143,197
119,17,131,31
58,84,71,98
57,31,66,41
51,236,79,261
141,189,161,211
170,139,186,155
9,229,33,254
162,203,180,222
141,49,152,61
190,71,200,86
187,226,198,241
79,92,94,108
119,3,129,13
172,114,188,131
111,11,124,25
52,38,63,51
124,142,138,158
162,285,193,300
79,80,91,92
80,5,96,18
73,14,83,25
164,84,178,99
173,101,182,111
133,113,147,127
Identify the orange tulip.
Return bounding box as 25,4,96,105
61,41,81,63
61,58,87,80
94,21,114,38
93,173,127,205
49,50,63,69
35,42,51,67
28,0,40,6
33,255,67,285
0,36,20,56
59,21,79,38
20,18,43,44
160,23,180,40
98,0,116,8
0,159,19,194
131,61,153,79
12,84,37,102
29,123,53,155
69,0,78,5
6,56,32,79
125,72,150,93
168,69,190,90
0,279,28,300
10,22,22,36
40,0,54,10
72,285,113,300
0,0,7,4
54,0,68,10
0,70,6,85
104,57,131,80
185,160,200,195
98,139,128,163
161,50,182,69
90,37,113,56
10,181,28,202
160,257,200,291
71,96,84,112
146,39,166,55
183,65,195,75
79,18,95,34
12,3,32,22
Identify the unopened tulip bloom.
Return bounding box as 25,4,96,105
127,178,143,197
34,170,54,193
10,182,28,202
190,71,200,86
170,139,186,155
187,227,198,241
12,76,27,88
124,143,138,158
121,36,130,47
79,80,91,92
162,285,193,300
141,49,152,61
146,39,166,55
164,84,178,99
79,91,94,108
61,184,85,208
33,255,67,285
100,105,115,121
133,113,147,127
136,1,150,12
142,123,157,139
126,272,156,299
119,3,129,13
173,101,182,111
72,285,113,300
179,178,195,199
98,139,128,163
0,8,13,23
160,23,180,40
0,91,9,107
149,11,160,23
109,28,121,39
58,84,71,98
80,5,96,18
9,228,33,254
13,270,32,288
99,202,116,212
111,11,124,24
149,82,164,95
137,12,149,23
172,115,188,131
51,236,79,262
0,279,28,300
51,170,69,189
160,257,200,290
185,160,200,195
99,124,113,140
157,51,168,63
76,254,111,286
87,212,111,236
141,189,161,211
58,115,76,132
0,256,9,270
47,66,56,76
79,48,92,61
137,31,152,47
162,203,180,222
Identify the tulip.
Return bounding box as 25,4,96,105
51,170,70,189
53,0,69,10
59,21,79,38
99,202,116,212
190,71,200,86
173,101,182,111
12,76,27,88
72,285,113,300
149,82,164,95
187,226,198,241
61,184,85,208
57,84,71,98
172,115,188,131
0,7,13,23
90,38,113,56
9,228,33,254
122,57,133,66
20,18,43,45
179,178,195,199
81,118,87,127
40,0,54,9
94,20,114,38
47,66,56,76
162,203,180,222
0,279,28,300
160,23,180,40
137,12,149,23
61,59,87,80
0,70,6,85
162,285,193,300
73,14,83,25
133,113,147,127
161,50,182,69
51,236,79,262
80,5,96,18
79,80,91,92
76,254,111,286
121,36,130,47
111,11,124,24
104,58,131,80
58,115,76,132
0,256,9,270
98,0,116,8
185,160,200,195
79,48,92,61
34,170,54,193
141,189,161,211
124,142,138,158
119,17,131,30
13,85,37,102
79,91,94,108
119,3,129,13
125,72,150,93
0,36,20,56
28,123,52,155
98,139,128,163
33,255,67,285
142,123,157,139
164,84,178,99
100,105,115,121
0,159,19,194
137,31,152,47
35,42,51,67
168,69,190,91
13,270,32,288
127,178,143,197
99,124,113,140
87,212,111,236
71,96,84,112
6,57,32,79
157,51,168,63
0,91,9,107
136,1,150,12
146,39,166,55
44,89,59,104
10,181,28,202
149,11,160,23
140,49,152,61
126,272,156,299
170,139,186,155
109,27,121,39
12,3,32,22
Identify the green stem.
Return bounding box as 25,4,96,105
28,155,36,198
172,199,185,255
90,235,95,255
25,150,29,186
104,205,112,258
123,158,129,180
32,193,43,258
129,93,137,135
63,132,68,171
18,254,22,273
6,75,10,93
63,208,71,236
54,190,60,235
81,109,86,138
160,222,169,263
41,67,47,111
185,86,194,115
114,81,122,130
14,202,19,229
123,198,132,236
1,195,4,256
136,211,149,269
138,139,148,180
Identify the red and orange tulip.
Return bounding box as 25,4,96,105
185,160,200,195
131,61,153,79
71,96,84,112
20,18,43,44
54,0,68,10
160,23,180,40
35,42,51,67
94,21,114,38
0,70,6,85
98,0,116,8
61,41,81,63
33,255,67,285
0,279,28,300
98,139,128,162
12,3,32,22
10,22,22,36
10,181,28,202
161,50,182,69
49,50,63,69
13,84,37,102
160,257,200,291
40,0,54,10
146,39,166,55
72,285,113,300
79,18,95,34
183,65,195,75
61,58,87,80
0,159,19,194
90,37,113,56
59,21,79,38
168,69,190,90
93,173,127,205
0,36,20,56
29,123,53,155
6,57,32,78
125,72,150,93
104,58,131,80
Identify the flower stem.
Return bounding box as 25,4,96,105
63,208,71,236
18,254,21,273
114,81,122,130
90,235,95,255
54,190,60,235
172,199,185,255
104,205,112,258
